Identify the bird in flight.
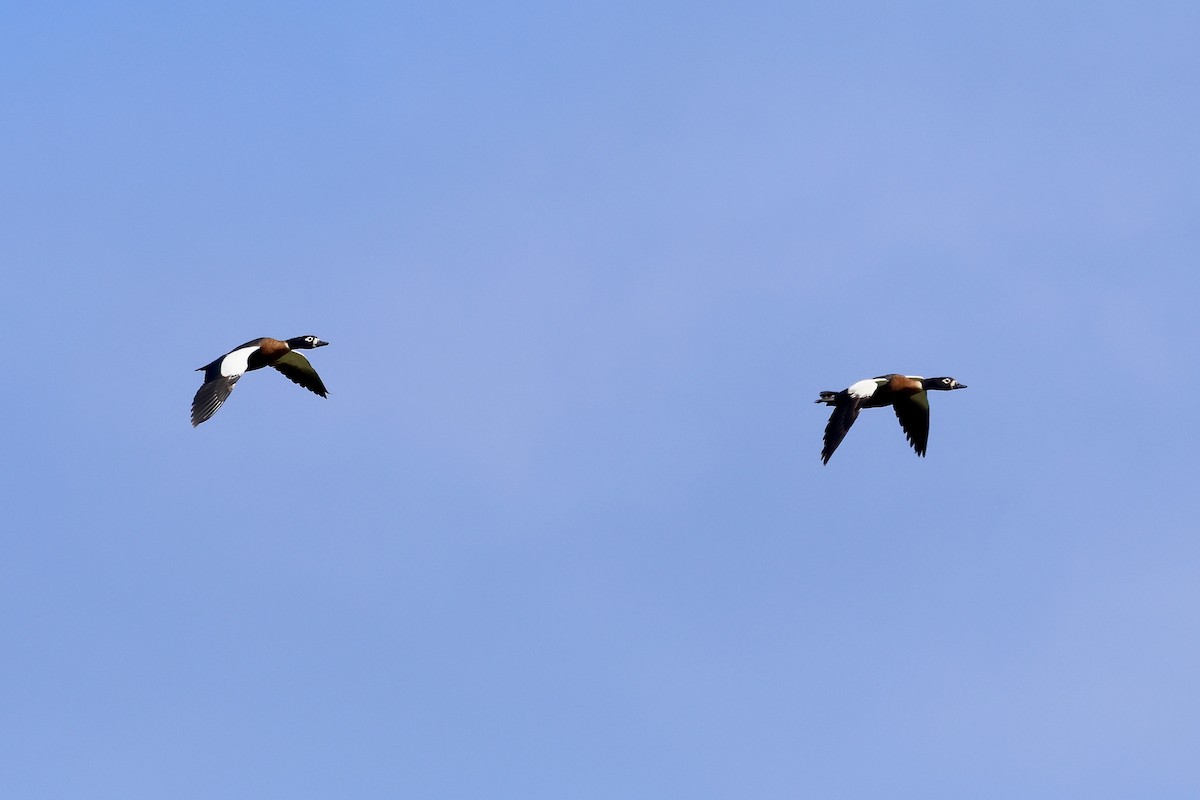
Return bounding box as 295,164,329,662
192,335,330,426
816,374,966,463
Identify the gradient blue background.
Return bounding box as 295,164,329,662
5,2,1200,797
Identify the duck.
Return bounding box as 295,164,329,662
191,335,330,426
816,374,966,464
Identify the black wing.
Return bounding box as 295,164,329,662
271,351,329,397
892,391,930,456
192,375,239,426
821,394,862,464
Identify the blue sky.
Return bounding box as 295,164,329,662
4,2,1200,797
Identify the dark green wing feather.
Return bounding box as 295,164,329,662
271,351,329,397
892,391,930,456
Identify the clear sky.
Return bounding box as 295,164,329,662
4,2,1200,797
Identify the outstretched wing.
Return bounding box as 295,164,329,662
892,391,930,456
271,351,329,397
192,375,240,426
822,395,862,464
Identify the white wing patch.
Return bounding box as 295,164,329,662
847,378,880,399
219,345,259,378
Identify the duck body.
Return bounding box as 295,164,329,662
192,335,329,426
816,374,966,464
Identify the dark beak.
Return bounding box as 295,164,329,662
955,383,967,389
315,340,329,347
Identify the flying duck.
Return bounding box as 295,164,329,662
816,374,966,464
191,335,330,426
